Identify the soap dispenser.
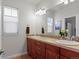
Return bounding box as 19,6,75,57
42,27,44,34
26,25,30,34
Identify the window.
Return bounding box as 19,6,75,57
47,17,53,33
3,6,18,34
55,21,61,30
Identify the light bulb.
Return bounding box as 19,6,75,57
70,0,75,2
64,0,68,5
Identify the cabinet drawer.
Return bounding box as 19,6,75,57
60,48,79,57
27,38,35,43
46,44,59,54
35,40,45,47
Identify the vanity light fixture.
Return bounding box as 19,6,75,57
64,0,68,5
61,0,75,5
70,0,75,2
35,9,46,15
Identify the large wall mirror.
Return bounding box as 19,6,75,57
54,16,76,36
65,16,76,36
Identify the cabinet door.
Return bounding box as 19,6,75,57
27,38,37,59
60,56,69,59
36,42,45,59
31,40,37,59
46,49,59,59
36,50,45,59
46,44,59,59
36,55,45,59
31,47,36,59
60,48,79,59
27,38,32,56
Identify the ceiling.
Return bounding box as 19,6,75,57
23,0,62,11
4,0,79,13
51,0,79,11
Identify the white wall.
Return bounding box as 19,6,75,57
54,1,79,35
0,0,2,59
26,12,47,34
2,0,47,58
0,0,1,50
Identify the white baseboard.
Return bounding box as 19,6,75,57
2,52,27,59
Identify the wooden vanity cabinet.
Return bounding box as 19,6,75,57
27,38,79,59
46,44,59,59
60,48,79,59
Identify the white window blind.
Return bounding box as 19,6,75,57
3,6,18,34
47,17,53,33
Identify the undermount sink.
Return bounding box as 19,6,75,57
56,40,79,46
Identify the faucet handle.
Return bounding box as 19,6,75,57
71,36,75,41
64,36,70,40
75,36,79,42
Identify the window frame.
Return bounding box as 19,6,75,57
2,6,19,36
47,17,53,33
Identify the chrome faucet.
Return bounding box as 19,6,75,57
64,36,75,41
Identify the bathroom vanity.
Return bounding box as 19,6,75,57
27,36,79,59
